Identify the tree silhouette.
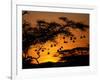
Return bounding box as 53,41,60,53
22,15,89,67
59,17,89,31
32,45,44,64
22,11,28,15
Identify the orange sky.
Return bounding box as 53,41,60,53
23,11,89,27
22,11,89,64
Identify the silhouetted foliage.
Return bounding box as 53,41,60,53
59,17,89,31
22,15,89,68
23,16,89,53
22,11,28,15
22,56,33,66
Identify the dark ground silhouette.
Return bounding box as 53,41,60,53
23,55,89,69
22,47,89,69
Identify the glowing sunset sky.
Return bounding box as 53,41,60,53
22,11,89,64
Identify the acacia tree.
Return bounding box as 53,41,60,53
22,16,89,65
